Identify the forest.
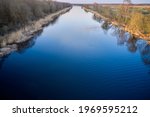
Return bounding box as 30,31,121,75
0,0,71,35
84,4,150,38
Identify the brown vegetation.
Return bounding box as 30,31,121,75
0,7,71,57
0,0,71,35
84,4,150,39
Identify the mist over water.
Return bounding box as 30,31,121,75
0,6,150,100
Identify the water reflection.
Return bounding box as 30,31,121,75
101,21,112,31
93,15,150,65
17,30,42,54
1,10,150,67
0,6,150,100
50,16,59,25
93,15,112,34
1,9,150,66
0,15,59,68
92,15,103,23
0,28,43,70
111,27,129,45
140,43,150,65
0,55,8,69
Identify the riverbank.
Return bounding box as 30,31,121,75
83,7,150,41
0,7,71,57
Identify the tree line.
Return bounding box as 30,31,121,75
0,0,71,35
84,4,150,36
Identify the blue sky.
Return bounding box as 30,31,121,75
55,0,150,4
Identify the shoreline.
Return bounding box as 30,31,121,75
0,7,72,57
83,7,150,41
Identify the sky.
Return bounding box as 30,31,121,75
55,0,150,4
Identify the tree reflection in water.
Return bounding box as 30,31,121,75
0,29,43,69
0,55,8,69
93,15,112,34
0,16,60,69
112,26,150,65
16,16,59,54
93,15,103,23
50,16,59,25
93,15,150,65
0,14,150,70
17,30,42,54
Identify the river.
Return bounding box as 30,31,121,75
0,6,150,99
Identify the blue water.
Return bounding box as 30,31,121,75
0,6,150,100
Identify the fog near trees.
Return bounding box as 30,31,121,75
0,0,71,35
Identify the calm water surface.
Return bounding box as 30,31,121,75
0,6,150,99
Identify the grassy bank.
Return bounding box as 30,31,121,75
0,0,71,35
83,4,150,40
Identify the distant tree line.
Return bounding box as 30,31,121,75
0,0,71,35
